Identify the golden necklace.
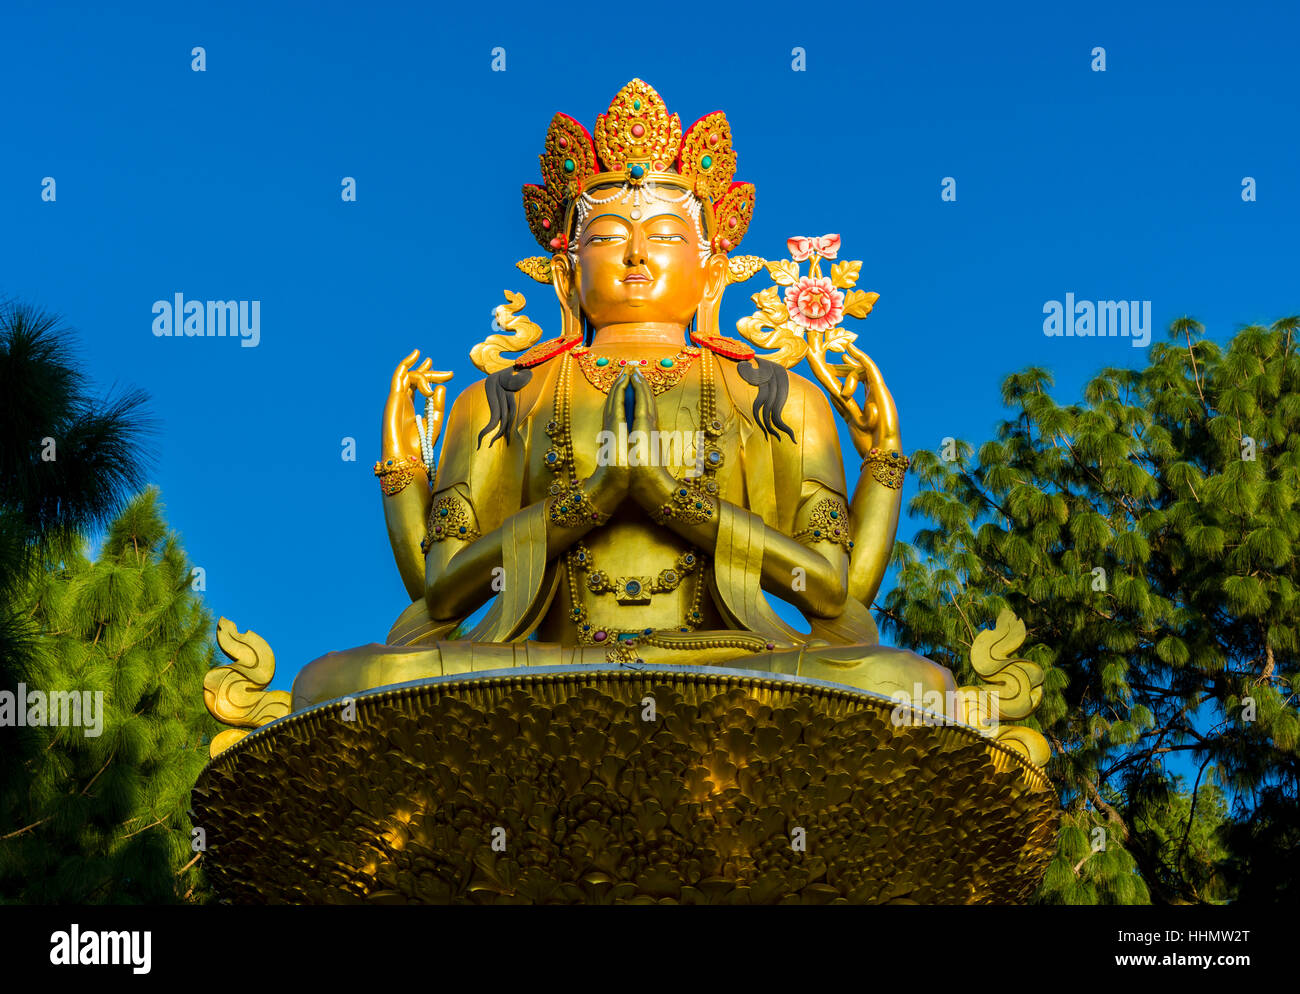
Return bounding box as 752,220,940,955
571,344,700,395
545,350,725,647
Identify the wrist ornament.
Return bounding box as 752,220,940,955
548,480,612,529
863,448,909,490
650,477,720,526
374,454,428,497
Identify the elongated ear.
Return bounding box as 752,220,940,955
551,253,573,303
696,252,730,338
703,251,728,301
551,253,582,341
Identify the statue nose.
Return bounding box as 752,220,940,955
625,229,648,265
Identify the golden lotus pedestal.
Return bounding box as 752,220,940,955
191,664,1059,904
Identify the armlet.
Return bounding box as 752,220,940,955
792,495,853,553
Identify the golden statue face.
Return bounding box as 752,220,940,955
572,184,709,329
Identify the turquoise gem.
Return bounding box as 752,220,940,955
439,508,449,517
563,158,575,173
633,98,641,110
596,356,609,367
701,155,712,169
660,358,673,368
830,509,839,519
629,164,645,179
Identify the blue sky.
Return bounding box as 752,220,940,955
2,0,1297,694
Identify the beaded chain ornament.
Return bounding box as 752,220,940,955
648,348,724,526
544,355,614,530
543,350,728,648
565,545,707,647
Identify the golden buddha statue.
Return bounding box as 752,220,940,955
195,80,1057,905
291,79,958,714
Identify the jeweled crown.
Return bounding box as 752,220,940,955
522,79,755,255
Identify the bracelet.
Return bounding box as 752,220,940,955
548,481,611,529
863,448,909,490
374,454,428,497
650,479,719,526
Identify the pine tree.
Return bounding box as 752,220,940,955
1,301,154,837
0,488,219,903
0,301,153,623
881,316,1300,904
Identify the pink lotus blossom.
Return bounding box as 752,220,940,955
785,276,845,333
816,233,841,259
786,234,841,261
787,236,815,261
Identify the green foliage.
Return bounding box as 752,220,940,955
883,316,1300,904
0,301,153,594
0,488,219,903
0,301,156,835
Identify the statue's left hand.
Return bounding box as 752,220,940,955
806,342,900,458
625,370,680,510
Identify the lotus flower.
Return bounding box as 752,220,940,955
784,276,845,333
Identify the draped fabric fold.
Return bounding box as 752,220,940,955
807,597,879,646
711,501,804,646
463,500,557,643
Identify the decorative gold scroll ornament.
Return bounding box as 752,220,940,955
469,289,546,375
959,610,1051,767
202,618,292,758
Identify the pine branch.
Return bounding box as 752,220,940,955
79,749,116,796
0,817,50,840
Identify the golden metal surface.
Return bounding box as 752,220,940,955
958,610,1051,767
192,669,1058,904
202,618,292,758
470,290,545,374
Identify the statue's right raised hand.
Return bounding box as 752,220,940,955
383,349,454,466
